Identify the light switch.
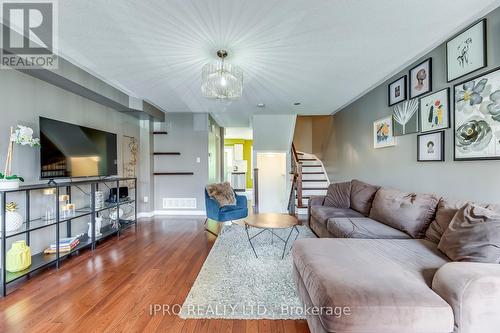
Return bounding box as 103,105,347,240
144,196,149,203
196,157,201,163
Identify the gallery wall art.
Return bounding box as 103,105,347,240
393,99,419,136
388,75,407,106
447,19,487,82
419,88,451,133
454,67,500,160
418,131,445,162
373,116,396,148
410,58,432,99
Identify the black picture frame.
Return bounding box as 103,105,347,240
417,131,445,162
418,87,451,134
453,65,500,161
388,75,407,107
409,58,432,99
446,19,487,83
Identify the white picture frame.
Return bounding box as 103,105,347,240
373,116,396,149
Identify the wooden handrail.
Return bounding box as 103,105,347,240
288,143,303,215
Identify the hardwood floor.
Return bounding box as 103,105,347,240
0,217,310,333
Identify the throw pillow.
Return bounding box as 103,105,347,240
206,182,236,207
438,204,500,263
324,182,351,208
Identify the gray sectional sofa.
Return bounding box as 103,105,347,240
293,179,500,333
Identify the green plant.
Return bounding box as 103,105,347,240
0,172,24,182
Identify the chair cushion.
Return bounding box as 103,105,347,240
438,204,500,263
292,238,453,333
324,182,351,208
327,217,411,239
369,188,439,238
310,206,363,226
349,179,380,216
425,198,500,244
217,206,248,222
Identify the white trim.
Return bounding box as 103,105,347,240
137,212,155,219
154,210,207,216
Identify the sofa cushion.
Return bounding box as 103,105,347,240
324,181,351,208
425,198,500,244
310,206,363,226
369,188,440,238
349,179,380,216
292,239,453,333
327,217,411,239
438,204,500,263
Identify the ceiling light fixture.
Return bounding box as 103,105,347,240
257,103,265,108
202,50,243,99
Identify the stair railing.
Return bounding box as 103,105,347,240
288,143,303,215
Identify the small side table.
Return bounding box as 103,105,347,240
244,213,299,259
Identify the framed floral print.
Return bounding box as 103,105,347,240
419,88,451,133
454,66,500,161
388,75,407,106
447,19,487,82
418,131,445,162
409,58,432,99
374,116,396,149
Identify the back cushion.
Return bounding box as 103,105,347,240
369,188,440,238
324,181,351,208
350,179,380,216
425,198,500,244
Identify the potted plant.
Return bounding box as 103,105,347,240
0,125,40,190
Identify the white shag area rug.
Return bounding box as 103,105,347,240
179,224,316,319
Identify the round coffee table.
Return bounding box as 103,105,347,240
244,213,299,259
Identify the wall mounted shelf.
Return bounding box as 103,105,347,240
153,152,181,155
153,131,168,135
154,172,194,176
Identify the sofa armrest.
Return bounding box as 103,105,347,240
432,262,500,333
307,195,325,226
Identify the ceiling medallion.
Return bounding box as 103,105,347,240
202,50,243,99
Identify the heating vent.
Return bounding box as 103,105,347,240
162,198,197,209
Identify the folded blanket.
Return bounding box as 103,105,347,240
206,182,236,207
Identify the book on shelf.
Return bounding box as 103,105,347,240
44,237,80,254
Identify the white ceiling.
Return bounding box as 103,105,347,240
57,0,500,127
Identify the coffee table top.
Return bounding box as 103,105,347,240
245,213,298,229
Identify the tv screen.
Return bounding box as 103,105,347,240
40,117,118,179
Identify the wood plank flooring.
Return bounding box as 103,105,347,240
0,218,310,333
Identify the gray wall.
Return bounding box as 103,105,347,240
319,7,500,203
0,69,141,254
154,113,209,212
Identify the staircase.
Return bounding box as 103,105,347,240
289,145,330,216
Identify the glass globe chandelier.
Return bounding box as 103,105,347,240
201,50,243,99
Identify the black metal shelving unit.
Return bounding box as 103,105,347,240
0,177,137,296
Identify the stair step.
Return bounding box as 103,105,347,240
303,187,328,190
299,158,317,161
302,172,325,174
302,179,327,182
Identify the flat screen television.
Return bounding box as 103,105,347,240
40,117,117,179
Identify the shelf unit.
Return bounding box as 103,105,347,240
0,177,137,296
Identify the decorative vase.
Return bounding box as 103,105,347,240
6,240,31,273
0,179,20,190
5,211,23,232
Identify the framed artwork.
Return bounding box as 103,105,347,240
409,58,432,99
446,19,487,82
454,66,500,161
388,76,407,106
418,131,445,162
419,88,451,133
393,99,419,136
373,116,396,148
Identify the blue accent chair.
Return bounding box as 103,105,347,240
205,189,248,226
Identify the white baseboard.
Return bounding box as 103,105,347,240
138,210,207,218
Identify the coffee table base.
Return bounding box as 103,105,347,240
245,224,299,259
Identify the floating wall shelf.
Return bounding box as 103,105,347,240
154,172,194,176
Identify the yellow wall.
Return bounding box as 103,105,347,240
224,139,253,189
